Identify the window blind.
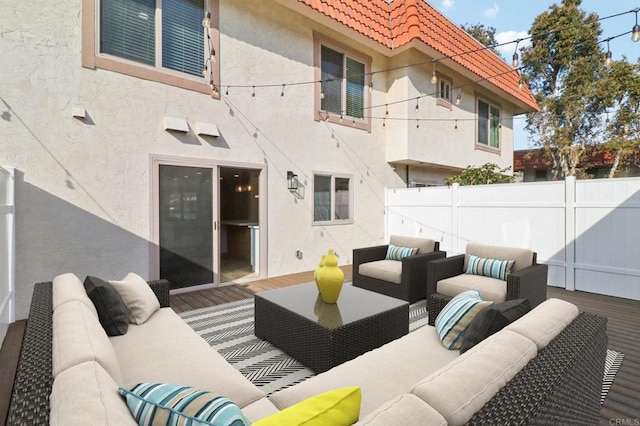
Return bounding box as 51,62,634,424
162,0,205,76
346,57,364,118
101,0,156,66
321,46,343,115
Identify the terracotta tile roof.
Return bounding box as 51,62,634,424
294,0,538,111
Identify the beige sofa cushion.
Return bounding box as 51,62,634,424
390,236,435,254
355,394,447,426
464,243,534,273
358,259,402,284
241,397,281,423
412,329,537,426
437,274,506,302
110,307,264,409
50,361,136,426
505,298,579,350
269,325,459,417
52,300,123,384
52,273,98,317
108,273,160,324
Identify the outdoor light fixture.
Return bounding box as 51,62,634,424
605,40,613,67
287,171,299,192
633,9,640,42
431,62,438,84
201,10,218,95
512,40,520,68
202,11,211,28
455,89,461,105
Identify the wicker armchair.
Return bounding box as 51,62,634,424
427,243,548,325
353,236,446,303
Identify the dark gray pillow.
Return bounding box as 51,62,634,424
459,299,531,353
84,275,129,336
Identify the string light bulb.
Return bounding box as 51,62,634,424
415,99,419,113
605,40,613,67
416,119,420,129
454,119,458,130
320,87,325,99
280,84,285,99
431,61,438,84
512,40,520,68
518,77,524,91
605,115,611,128
455,89,461,105
385,104,389,117
633,9,640,42
252,86,256,98
382,117,386,128
369,80,373,93
202,11,211,28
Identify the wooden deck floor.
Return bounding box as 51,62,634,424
171,266,640,425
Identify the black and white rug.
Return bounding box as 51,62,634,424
179,298,623,402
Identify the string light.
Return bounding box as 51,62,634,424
320,87,325,99
385,104,389,117
512,40,520,68
382,117,386,127
415,98,420,113
416,119,420,129
280,84,285,99
633,8,640,42
202,11,211,28
252,86,256,98
455,89,461,105
431,61,438,84
605,39,613,67
454,119,458,130
369,79,373,93
226,86,229,96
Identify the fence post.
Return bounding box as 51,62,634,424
451,183,460,255
565,176,576,291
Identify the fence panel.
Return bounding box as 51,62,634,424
386,177,640,300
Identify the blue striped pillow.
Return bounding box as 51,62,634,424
435,290,494,350
385,244,419,260
466,254,515,280
119,383,250,426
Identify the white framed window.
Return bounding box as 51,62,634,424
477,98,501,149
438,78,452,103
82,0,219,95
313,173,353,224
314,34,371,131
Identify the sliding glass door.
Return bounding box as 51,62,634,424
159,165,214,289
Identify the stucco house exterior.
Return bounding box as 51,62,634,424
0,0,537,319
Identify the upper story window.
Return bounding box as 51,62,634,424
82,0,219,96
314,34,371,131
477,98,501,149
435,76,452,109
313,173,353,224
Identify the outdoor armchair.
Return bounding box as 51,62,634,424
353,235,446,303
426,242,548,324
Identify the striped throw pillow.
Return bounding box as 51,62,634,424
466,254,515,281
119,383,250,426
385,244,419,260
435,290,494,350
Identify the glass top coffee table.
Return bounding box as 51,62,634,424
254,283,409,373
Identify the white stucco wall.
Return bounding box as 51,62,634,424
0,0,407,318
0,0,526,319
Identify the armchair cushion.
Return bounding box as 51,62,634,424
464,243,533,273
466,255,515,280
358,260,402,284
389,236,435,254
437,274,506,302
385,244,419,261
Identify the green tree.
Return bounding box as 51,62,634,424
520,0,606,179
597,58,640,177
461,23,501,57
444,163,515,186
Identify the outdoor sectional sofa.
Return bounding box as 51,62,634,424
7,273,607,425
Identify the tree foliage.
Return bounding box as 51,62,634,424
461,23,501,57
521,0,607,179
597,58,640,177
444,163,515,186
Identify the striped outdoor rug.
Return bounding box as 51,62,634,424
179,298,623,402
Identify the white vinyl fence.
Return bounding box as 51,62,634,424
0,166,15,345
386,176,640,301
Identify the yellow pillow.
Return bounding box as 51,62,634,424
253,387,361,426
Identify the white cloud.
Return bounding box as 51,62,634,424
484,2,499,18
495,30,530,60
441,0,454,10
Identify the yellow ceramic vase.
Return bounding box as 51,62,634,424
316,249,344,304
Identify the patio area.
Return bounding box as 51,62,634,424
168,264,640,425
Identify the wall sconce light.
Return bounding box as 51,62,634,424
287,171,299,192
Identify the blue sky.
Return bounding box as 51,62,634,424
433,0,640,149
